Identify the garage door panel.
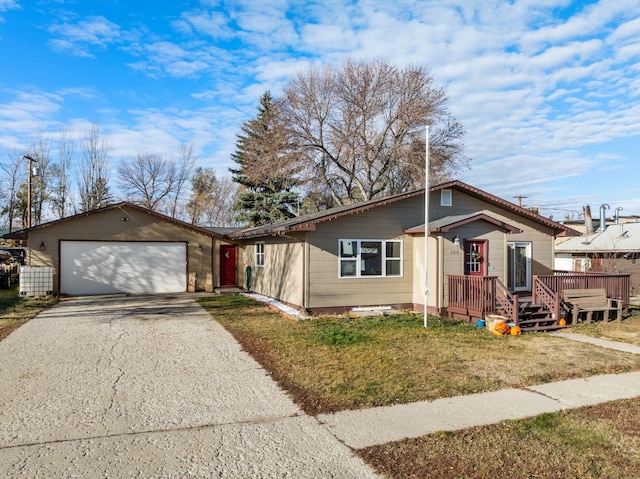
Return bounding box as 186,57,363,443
61,241,187,295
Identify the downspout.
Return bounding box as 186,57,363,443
212,236,216,289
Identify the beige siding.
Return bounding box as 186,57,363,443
233,188,557,313
432,188,556,274
306,197,424,309
27,207,219,293
245,237,304,307
431,188,556,308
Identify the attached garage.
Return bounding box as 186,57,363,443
60,241,187,295
3,202,239,296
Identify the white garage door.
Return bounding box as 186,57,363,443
60,241,187,295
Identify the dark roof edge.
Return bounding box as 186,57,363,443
2,202,226,240
231,180,573,240
433,180,573,236
231,189,425,239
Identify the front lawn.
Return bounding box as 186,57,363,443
0,286,58,341
198,295,640,415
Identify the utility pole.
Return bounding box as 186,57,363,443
23,155,38,229
513,195,528,207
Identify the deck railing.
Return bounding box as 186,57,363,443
533,278,561,320
447,275,497,320
447,272,630,321
495,279,518,324
536,272,630,311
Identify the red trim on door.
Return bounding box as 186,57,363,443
464,240,486,276
220,245,237,286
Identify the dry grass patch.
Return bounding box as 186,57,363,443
358,398,640,479
0,287,58,341
198,295,640,414
568,307,640,346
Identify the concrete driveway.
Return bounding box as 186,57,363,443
0,295,381,478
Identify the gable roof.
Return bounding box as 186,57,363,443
405,212,523,234
2,202,225,241
230,180,572,239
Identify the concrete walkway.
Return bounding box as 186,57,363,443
318,371,640,449
318,331,640,449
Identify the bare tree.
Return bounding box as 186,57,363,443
0,151,24,232
168,144,196,219
78,123,113,212
117,153,179,211
186,168,238,226
205,175,239,226
277,59,468,205
49,127,74,219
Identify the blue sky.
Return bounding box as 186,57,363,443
1,0,639,220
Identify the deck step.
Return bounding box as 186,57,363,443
519,324,567,332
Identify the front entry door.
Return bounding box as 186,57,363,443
508,242,531,291
464,240,486,276
220,245,237,286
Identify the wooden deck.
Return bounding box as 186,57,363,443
447,272,630,332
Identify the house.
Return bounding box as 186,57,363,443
5,182,628,329
555,221,640,297
2,202,239,295
229,181,579,325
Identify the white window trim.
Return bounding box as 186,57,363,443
338,239,403,278
441,189,452,206
255,241,265,268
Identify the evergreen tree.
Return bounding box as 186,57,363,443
230,92,301,226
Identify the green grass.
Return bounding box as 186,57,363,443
198,295,640,414
0,286,58,340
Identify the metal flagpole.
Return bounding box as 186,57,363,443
424,126,429,328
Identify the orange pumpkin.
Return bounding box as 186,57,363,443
559,318,567,327
493,322,511,336
510,325,522,336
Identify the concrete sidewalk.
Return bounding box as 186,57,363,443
318,371,640,449
318,332,640,449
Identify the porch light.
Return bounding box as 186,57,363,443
453,235,460,247
39,241,45,251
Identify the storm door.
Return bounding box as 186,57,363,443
507,242,531,291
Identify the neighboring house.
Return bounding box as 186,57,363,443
229,180,574,317
555,222,640,296
2,202,239,295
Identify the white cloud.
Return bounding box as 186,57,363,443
47,16,121,56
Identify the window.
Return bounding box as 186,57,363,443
255,242,265,267
338,239,402,278
441,189,452,206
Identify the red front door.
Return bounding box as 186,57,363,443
464,240,486,276
220,245,237,286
